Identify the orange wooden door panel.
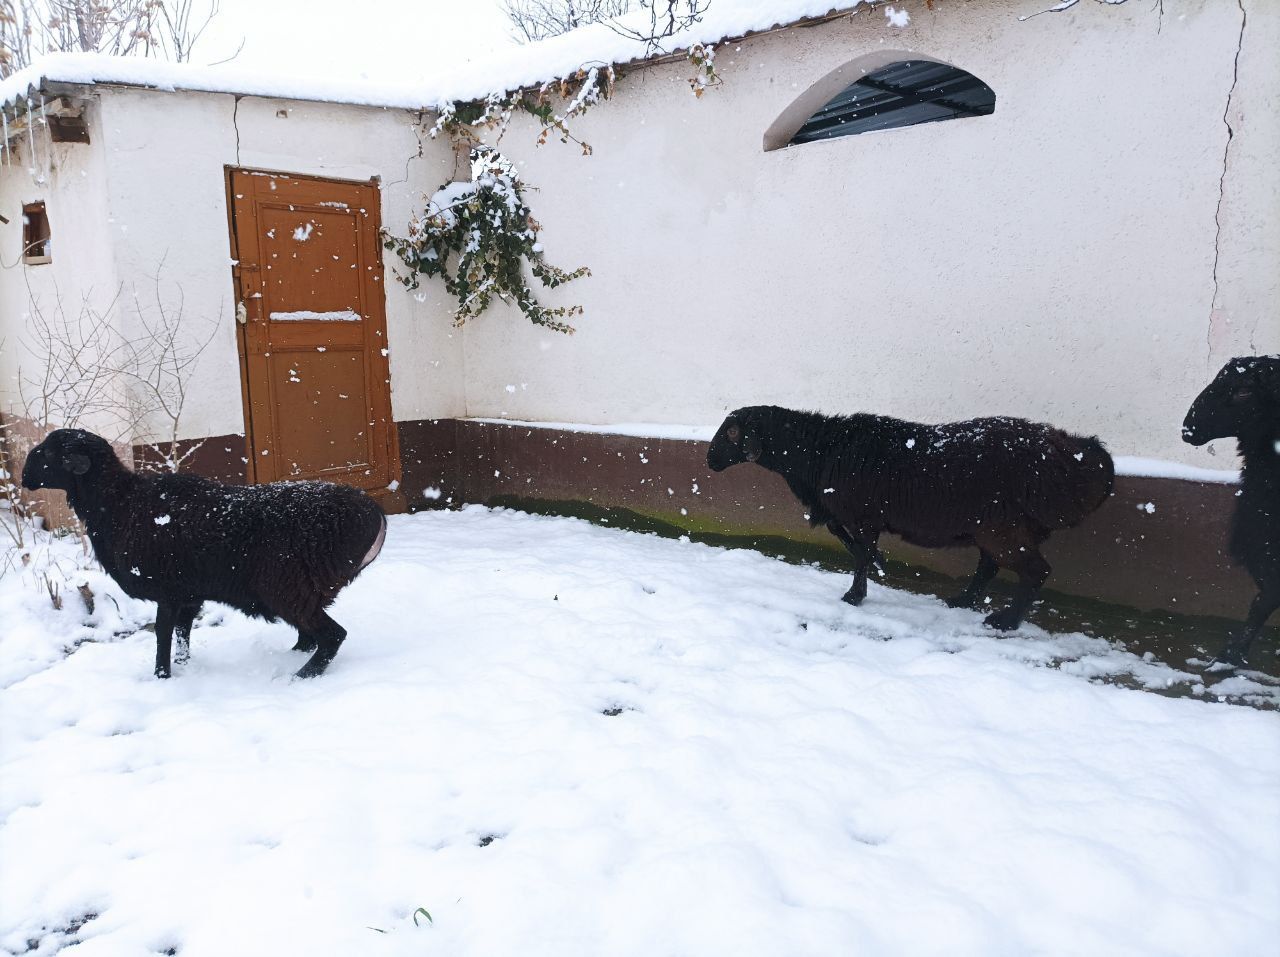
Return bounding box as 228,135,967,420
228,170,397,494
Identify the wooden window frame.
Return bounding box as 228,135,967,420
22,201,51,265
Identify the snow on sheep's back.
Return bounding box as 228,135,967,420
0,505,1277,956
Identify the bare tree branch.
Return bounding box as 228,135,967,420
501,0,632,44
16,265,220,474
119,260,222,471
500,0,710,54
0,0,232,78
606,0,711,55
1019,0,1132,21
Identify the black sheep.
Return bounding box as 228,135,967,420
1182,355,1280,665
22,428,386,679
707,406,1114,630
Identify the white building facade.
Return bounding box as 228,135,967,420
1,0,1275,615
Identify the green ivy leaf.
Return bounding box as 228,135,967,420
382,148,586,333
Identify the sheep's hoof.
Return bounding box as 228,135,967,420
982,608,1023,631
154,667,171,679
840,588,866,607
294,658,331,680
1212,642,1247,668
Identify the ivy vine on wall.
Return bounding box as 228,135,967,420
383,148,589,334
384,43,720,333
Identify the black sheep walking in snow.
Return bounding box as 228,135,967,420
22,429,386,679
707,407,1114,630
1183,356,1280,665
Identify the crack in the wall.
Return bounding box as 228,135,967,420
1208,0,1247,367
232,95,242,165
387,110,427,189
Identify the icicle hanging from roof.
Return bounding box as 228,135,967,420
27,95,50,185
27,98,38,179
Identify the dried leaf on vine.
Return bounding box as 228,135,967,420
382,149,588,334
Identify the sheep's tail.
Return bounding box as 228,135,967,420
1060,433,1115,528
327,496,387,591
359,510,388,572
1082,436,1116,504
1027,432,1115,531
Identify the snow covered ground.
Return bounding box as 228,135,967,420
2,505,1278,956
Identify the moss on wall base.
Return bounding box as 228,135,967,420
488,493,1277,674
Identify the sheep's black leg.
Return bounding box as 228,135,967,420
173,603,200,665
294,612,347,679
154,603,177,679
946,551,999,610
1215,587,1280,666
983,549,1050,632
827,523,877,606
291,633,318,653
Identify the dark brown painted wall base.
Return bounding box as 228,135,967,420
0,412,1257,629
133,434,250,484
394,418,1255,622
39,416,1242,622
132,434,408,511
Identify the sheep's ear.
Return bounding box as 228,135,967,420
62,453,91,476
743,432,763,463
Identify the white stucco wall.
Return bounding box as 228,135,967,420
81,88,460,444
1210,0,1279,370
3,0,1275,469
2,87,463,448
449,0,1277,466
0,101,121,437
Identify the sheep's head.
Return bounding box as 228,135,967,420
1182,356,1280,447
21,428,116,492
707,408,765,472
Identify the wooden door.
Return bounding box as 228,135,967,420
227,170,400,502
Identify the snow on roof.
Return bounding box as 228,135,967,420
426,0,869,105
0,51,438,113
0,1,871,114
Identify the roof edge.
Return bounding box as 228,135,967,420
0,3,875,115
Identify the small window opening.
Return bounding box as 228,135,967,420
789,60,994,146
22,202,51,264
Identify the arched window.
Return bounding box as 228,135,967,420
768,58,995,150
